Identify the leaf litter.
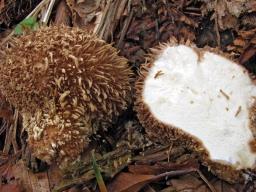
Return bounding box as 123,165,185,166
0,0,256,191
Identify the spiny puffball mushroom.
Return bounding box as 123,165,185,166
135,39,256,183
0,26,133,165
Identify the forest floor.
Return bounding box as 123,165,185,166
0,0,256,191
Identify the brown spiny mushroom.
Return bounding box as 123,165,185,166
0,26,133,165
135,39,256,183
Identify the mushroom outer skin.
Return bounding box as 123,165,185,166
0,26,133,165
134,38,256,183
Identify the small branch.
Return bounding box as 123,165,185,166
196,169,217,192
3,109,19,155
11,109,19,153
41,0,56,24
214,0,221,47
117,9,134,48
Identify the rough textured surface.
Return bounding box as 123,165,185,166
135,40,256,183
0,26,133,165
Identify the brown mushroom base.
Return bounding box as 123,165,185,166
23,108,92,166
135,99,249,183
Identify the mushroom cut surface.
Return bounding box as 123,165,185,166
135,43,256,182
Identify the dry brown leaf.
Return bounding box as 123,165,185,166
212,180,243,192
240,47,256,65
54,0,72,26
0,184,22,192
0,93,13,124
66,0,104,30
233,38,246,47
0,0,5,11
245,0,256,11
168,174,203,191
143,185,156,192
168,173,238,192
107,168,196,192
129,161,198,175
68,0,101,16
0,163,10,176
11,161,51,192
1,164,14,181
240,30,256,39
0,162,23,192
128,164,165,175
0,108,13,124
226,27,256,67
201,0,256,30
215,1,237,30
47,164,63,190
107,172,155,192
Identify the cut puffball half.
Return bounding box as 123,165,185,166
135,40,256,183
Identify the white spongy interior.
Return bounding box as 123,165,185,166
143,45,256,169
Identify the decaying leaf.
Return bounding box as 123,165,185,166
0,0,256,191
107,167,202,192
114,0,199,68
54,0,72,26
0,0,5,11
107,172,156,192
0,184,23,192
201,0,256,30
66,0,105,31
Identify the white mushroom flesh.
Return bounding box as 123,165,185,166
143,45,256,169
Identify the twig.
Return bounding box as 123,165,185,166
167,143,173,162
152,167,196,181
214,0,221,47
117,8,134,48
3,109,19,154
41,0,56,24
3,120,13,154
95,0,112,38
53,170,95,192
96,0,129,41
11,109,19,153
196,169,217,192
116,159,215,192
0,121,8,135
